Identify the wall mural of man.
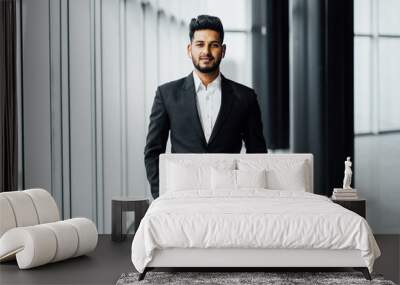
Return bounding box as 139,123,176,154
144,15,267,199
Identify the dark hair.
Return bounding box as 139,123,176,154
189,15,224,43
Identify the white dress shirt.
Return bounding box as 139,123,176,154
192,71,222,143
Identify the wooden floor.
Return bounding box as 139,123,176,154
0,234,398,285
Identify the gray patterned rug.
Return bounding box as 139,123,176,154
116,271,396,285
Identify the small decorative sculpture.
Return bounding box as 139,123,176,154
342,157,353,189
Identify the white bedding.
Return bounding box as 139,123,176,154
131,190,380,273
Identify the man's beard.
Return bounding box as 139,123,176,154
192,57,221,73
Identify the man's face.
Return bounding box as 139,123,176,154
188,29,226,73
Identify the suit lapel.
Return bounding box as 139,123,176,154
208,75,234,146
183,73,207,147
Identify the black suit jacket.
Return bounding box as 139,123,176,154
144,73,267,198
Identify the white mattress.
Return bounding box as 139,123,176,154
131,190,380,273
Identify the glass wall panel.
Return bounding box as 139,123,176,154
206,0,248,30
354,0,372,34
379,0,400,35
220,32,252,88
378,38,400,130
354,37,373,133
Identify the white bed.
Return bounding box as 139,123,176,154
131,154,380,280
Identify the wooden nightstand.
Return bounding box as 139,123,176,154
111,197,149,242
331,198,366,218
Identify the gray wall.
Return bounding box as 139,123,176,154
17,0,149,234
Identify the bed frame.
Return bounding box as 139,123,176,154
140,248,370,280
138,154,371,280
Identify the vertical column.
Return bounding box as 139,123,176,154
60,0,71,219
69,0,97,220
49,0,64,214
21,0,52,194
290,0,354,195
102,0,123,233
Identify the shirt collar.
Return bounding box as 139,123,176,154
192,70,221,92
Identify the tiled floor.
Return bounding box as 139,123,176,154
1,234,398,285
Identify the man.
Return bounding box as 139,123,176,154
144,15,267,199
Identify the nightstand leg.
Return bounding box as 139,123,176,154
354,267,371,280
112,201,123,242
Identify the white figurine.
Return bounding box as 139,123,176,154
342,157,352,189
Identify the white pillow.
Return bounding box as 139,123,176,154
167,160,235,192
237,158,308,191
236,169,267,188
211,168,236,190
211,168,268,190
